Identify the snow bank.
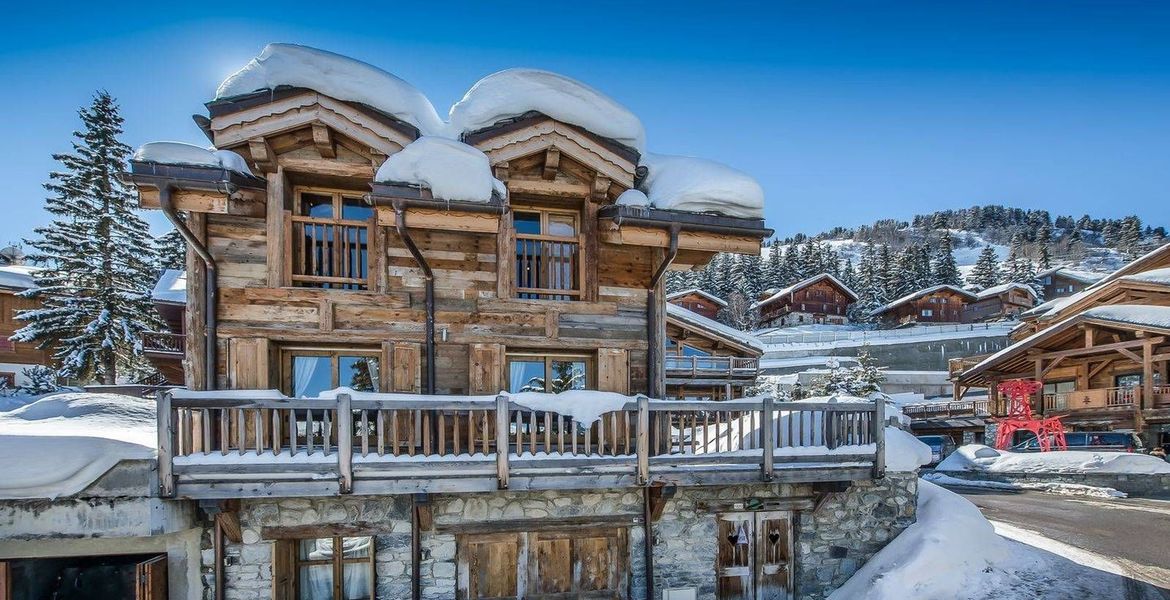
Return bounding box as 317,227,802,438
133,141,253,176
884,427,933,472
0,393,156,499
374,136,505,202
936,444,1170,475
449,68,645,151
638,153,764,219
922,472,1127,499
217,43,445,135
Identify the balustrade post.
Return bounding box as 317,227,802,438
495,395,510,489
761,396,774,480
157,391,175,497
337,393,353,494
872,399,886,479
636,397,649,485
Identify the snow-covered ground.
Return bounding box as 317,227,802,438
937,444,1170,475
832,480,1145,599
922,471,1127,499
757,322,1015,350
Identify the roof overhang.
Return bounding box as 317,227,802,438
463,112,641,167
123,162,268,216
207,86,421,140
367,182,507,234
597,205,772,257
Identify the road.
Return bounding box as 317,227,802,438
956,487,1170,597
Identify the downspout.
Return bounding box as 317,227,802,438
647,224,680,399
158,182,218,391
393,201,436,394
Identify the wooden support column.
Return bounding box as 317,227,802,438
1140,341,1154,435
989,379,1001,415
1033,359,1045,415
266,167,288,288
185,212,208,390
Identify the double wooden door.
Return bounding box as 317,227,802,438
715,511,793,600
457,527,628,599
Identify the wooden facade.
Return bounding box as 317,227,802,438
1038,267,1101,300
664,304,763,400
871,285,976,326
0,270,53,387
960,283,1037,323
754,274,857,329
666,288,726,320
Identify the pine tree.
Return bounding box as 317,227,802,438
764,241,783,290
1118,216,1143,257
13,92,161,384
932,230,962,287
968,245,1002,291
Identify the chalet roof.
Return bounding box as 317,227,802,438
869,285,977,317
152,269,186,305
1120,267,1170,286
751,273,859,310
1019,253,1170,326
666,288,727,308
0,265,38,292
973,282,1037,301
665,303,765,355
1036,266,1104,284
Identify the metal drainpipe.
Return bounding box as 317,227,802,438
158,182,218,391
646,224,680,399
393,201,436,394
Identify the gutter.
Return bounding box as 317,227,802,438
392,200,437,394
366,189,509,215
158,182,218,390
646,224,680,399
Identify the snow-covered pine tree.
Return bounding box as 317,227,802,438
18,365,60,395
14,92,161,384
932,230,962,287
764,241,783,290
891,245,921,297
731,253,763,302
876,244,896,300
719,292,759,331
967,245,1002,291
155,227,186,274
1118,216,1143,257
839,258,857,290
778,246,797,286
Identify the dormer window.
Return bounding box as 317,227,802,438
292,188,373,290
513,206,581,300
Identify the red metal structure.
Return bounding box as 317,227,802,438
993,379,1068,451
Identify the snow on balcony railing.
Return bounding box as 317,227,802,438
157,391,884,498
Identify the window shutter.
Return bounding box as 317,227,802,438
459,533,523,600
228,337,271,388
469,343,505,394
597,349,629,394
271,540,295,600
755,512,793,600
392,342,422,393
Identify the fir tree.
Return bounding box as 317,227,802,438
932,230,962,287
968,245,1002,291
764,241,783,290
155,228,187,273
14,92,161,384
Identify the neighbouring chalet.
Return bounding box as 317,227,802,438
1037,266,1102,300
0,265,54,388
960,282,1038,323
752,274,858,329
952,243,1170,449
0,45,919,600
869,285,976,326
143,269,188,385
664,302,763,401
666,288,726,320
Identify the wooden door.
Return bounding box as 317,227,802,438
716,512,793,600
458,528,628,599
135,554,168,600
460,533,524,600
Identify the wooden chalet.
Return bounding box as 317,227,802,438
666,287,726,320
664,302,764,400
42,44,924,600
1037,266,1102,300
0,265,53,388
960,282,1037,323
870,285,976,326
753,273,858,329
142,269,187,385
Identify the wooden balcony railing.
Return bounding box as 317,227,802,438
901,400,990,419
948,354,991,379
291,216,370,290
664,356,759,381
158,391,885,499
142,331,184,355
515,237,580,300
1043,387,1139,412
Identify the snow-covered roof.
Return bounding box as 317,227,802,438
973,282,1037,301
0,393,156,499
216,43,445,136
751,273,858,309
637,153,764,219
666,288,727,308
869,285,977,316
449,68,645,152
665,302,764,353
152,269,187,304
0,264,38,291
132,141,254,176
1036,266,1104,284
1119,267,1170,286
374,136,505,203
615,189,649,208
1080,304,1170,331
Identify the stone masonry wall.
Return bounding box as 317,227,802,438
211,474,916,600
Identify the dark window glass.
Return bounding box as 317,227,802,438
514,212,542,235
301,193,334,218
341,197,373,221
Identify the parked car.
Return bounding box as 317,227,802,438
1011,431,1145,453
916,435,957,466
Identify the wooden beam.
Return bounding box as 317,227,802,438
592,175,611,202
376,206,500,233
1088,359,1115,380
506,178,590,198
139,189,265,217
266,168,287,288
1032,337,1165,361
277,156,374,179
542,147,560,180
1040,355,1066,378
248,138,276,173
216,512,243,544
600,225,763,255
311,123,336,159
1116,347,1143,364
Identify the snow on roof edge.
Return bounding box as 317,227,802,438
870,284,977,317
752,273,859,310
666,288,728,307
665,303,765,353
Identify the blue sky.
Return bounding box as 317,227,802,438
1,1,1167,243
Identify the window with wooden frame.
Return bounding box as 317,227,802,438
513,207,581,300
273,536,374,600
506,353,592,394
282,348,381,398
291,188,374,290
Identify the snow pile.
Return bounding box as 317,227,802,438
152,269,186,303
1081,304,1170,330
507,390,637,426
449,68,645,151
922,472,1127,499
884,426,933,472
638,153,764,219
217,43,444,135
0,264,38,290
1119,266,1170,286
0,393,156,499
936,444,1170,475
375,136,505,202
614,188,650,208
133,141,254,176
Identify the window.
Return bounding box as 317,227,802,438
514,208,581,300
507,353,591,393
292,189,374,290
277,536,374,600
0,372,14,389
1116,373,1143,389
921,309,933,317
283,349,380,397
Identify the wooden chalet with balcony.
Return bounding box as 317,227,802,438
0,265,54,388
1037,266,1102,300
960,282,1037,323
666,287,726,320
0,44,923,600
870,284,976,327
753,274,858,329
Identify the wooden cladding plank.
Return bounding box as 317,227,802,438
185,212,208,390
266,169,288,287
228,337,270,389
393,342,422,393
376,206,501,234
138,188,265,217
597,348,630,394
468,343,505,394
600,225,763,255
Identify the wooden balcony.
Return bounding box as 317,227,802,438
157,392,885,499
142,331,184,356
1043,387,1141,412
902,400,990,419
664,356,759,386
948,354,991,379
